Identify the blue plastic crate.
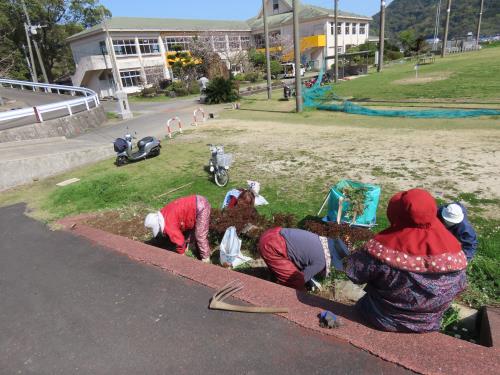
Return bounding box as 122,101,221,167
325,180,381,227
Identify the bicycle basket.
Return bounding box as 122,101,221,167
216,153,233,168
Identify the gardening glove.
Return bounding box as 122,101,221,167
319,310,341,329
306,277,323,292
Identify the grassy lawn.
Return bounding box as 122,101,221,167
1,118,498,308
332,48,500,101
128,93,199,102
1,47,498,310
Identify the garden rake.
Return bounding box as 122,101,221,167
209,280,289,314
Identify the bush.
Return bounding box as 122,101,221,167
140,87,157,97
244,71,260,83
270,60,283,77
233,73,245,81
385,50,404,61
165,80,189,97
187,81,200,95
158,79,172,90
205,77,239,104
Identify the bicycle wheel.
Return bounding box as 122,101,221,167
214,168,229,187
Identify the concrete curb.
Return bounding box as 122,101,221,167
0,143,114,191
57,215,500,375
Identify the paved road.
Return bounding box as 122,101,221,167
79,97,225,144
0,87,68,107
0,87,96,130
0,204,412,375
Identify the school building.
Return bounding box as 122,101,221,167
67,0,372,97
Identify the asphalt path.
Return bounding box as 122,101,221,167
0,87,97,130
0,204,412,375
78,97,225,144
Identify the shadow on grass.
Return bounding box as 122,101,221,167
236,108,293,114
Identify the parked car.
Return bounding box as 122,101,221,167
281,63,305,78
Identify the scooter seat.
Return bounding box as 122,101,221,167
137,136,154,149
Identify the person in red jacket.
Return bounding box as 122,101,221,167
144,195,211,262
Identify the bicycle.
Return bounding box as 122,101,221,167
208,144,233,187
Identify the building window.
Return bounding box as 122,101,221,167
352,23,357,34
120,70,141,87
345,23,350,35
331,22,342,35
113,39,137,55
138,38,160,55
272,0,279,14
99,41,107,54
254,34,264,49
359,23,366,35
241,36,251,49
164,36,192,51
228,36,241,50
213,36,227,51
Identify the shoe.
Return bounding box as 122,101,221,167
201,258,210,263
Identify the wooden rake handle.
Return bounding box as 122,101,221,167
209,300,289,314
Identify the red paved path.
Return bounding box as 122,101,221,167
58,215,500,375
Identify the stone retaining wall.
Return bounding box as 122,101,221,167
0,106,106,143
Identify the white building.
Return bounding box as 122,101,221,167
67,0,371,97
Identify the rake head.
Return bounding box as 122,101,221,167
209,280,289,314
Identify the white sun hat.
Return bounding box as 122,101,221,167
441,203,464,224
144,212,164,237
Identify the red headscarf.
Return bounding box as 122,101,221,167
366,189,467,273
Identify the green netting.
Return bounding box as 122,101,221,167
303,67,500,119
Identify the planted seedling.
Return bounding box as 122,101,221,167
341,186,368,224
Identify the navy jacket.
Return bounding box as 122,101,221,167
438,202,478,261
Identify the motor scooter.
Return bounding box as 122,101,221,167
114,132,161,166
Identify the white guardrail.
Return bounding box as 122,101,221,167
0,78,100,123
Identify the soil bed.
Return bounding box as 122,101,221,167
84,207,374,298
81,209,489,346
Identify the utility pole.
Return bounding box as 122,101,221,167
21,0,48,83
32,38,49,83
441,0,452,57
292,0,302,112
23,23,37,83
333,0,338,83
377,0,386,72
476,0,484,47
263,0,272,99
101,10,133,119
21,44,35,82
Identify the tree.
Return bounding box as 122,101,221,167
398,30,429,55
0,0,110,81
398,30,417,55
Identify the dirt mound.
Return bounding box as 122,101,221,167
302,220,374,250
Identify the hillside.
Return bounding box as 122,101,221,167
371,0,500,40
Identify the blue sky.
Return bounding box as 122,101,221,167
99,0,393,20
